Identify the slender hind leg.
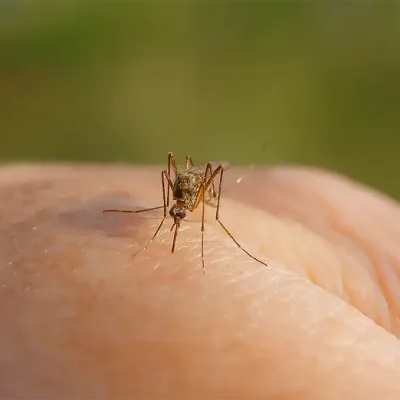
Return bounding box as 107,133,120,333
131,169,173,257
206,166,268,268
185,155,194,170
167,152,178,206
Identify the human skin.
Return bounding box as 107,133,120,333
1,164,400,399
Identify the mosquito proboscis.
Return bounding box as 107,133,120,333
103,152,268,272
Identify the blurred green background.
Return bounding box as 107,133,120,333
1,1,400,197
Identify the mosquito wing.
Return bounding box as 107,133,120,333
209,161,232,172
187,161,231,174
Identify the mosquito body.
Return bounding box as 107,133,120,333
103,152,267,272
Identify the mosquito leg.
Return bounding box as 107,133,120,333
183,179,207,271
167,154,171,207
214,167,268,268
133,170,170,258
102,172,169,214
162,169,175,198
204,164,222,190
187,181,207,272
211,176,217,199
103,205,165,214
215,166,224,221
133,217,166,258
161,169,167,217
171,222,179,253
185,155,194,170
168,152,178,180
185,163,215,272
207,162,217,198
189,164,217,271
202,163,216,203
167,152,178,206
103,169,172,216
201,182,206,273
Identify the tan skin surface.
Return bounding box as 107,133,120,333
1,164,400,399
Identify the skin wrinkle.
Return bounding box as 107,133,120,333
292,182,391,324
222,266,394,396
380,256,400,312
371,252,400,332
335,246,390,329
245,199,390,328
200,169,391,330
337,232,400,333
329,219,399,299
225,166,400,335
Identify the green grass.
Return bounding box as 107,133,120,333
1,1,400,198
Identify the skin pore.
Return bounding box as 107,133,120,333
1,164,400,399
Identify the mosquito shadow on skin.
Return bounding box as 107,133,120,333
57,195,165,239
0,179,55,206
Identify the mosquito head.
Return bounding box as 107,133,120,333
169,204,186,225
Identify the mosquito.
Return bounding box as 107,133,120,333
103,152,268,272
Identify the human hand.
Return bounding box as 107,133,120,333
1,164,400,399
